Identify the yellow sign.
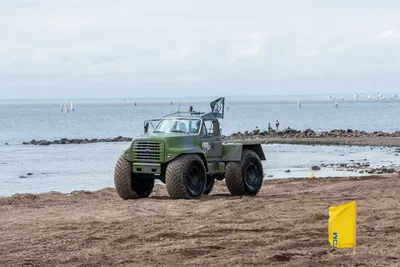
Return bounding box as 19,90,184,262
328,201,356,249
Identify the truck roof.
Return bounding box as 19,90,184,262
163,111,222,120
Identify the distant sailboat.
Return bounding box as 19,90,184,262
297,98,301,108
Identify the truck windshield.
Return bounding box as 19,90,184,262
154,118,201,134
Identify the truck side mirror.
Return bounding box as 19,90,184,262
144,121,150,134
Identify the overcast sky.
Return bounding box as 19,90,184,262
1,0,400,99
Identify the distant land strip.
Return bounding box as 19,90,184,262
21,128,400,147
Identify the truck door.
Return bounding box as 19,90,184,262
200,120,222,161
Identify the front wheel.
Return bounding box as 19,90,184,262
204,176,215,195
225,149,264,196
165,154,207,199
114,156,155,200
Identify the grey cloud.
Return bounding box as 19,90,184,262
1,0,400,98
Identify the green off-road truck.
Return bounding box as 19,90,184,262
114,97,266,200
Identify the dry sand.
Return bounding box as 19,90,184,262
0,174,399,267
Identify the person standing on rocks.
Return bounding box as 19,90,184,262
254,126,260,134
275,120,280,131
268,123,272,132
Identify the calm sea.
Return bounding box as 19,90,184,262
1,97,399,196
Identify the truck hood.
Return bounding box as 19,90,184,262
133,133,201,146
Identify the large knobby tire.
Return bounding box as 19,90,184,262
204,176,215,195
165,154,207,199
114,156,155,200
225,149,264,196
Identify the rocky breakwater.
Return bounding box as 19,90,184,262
21,128,400,146
22,136,133,145
224,128,400,140
320,161,398,174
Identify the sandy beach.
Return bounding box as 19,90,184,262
0,174,399,266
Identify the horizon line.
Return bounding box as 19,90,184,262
0,92,390,101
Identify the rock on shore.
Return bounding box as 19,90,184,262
224,128,400,140
21,128,400,145
22,136,133,145
314,162,398,175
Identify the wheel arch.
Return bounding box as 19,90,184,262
121,146,133,162
243,144,266,161
196,153,209,172
221,143,266,162
166,152,209,172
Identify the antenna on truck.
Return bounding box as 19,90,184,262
177,101,182,115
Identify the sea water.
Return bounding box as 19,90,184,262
0,98,399,196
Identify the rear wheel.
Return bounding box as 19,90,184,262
114,156,154,200
225,149,264,196
165,154,207,199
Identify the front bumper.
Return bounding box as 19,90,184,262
132,162,162,175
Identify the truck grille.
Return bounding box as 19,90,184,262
133,141,164,162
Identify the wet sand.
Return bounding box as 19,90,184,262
0,174,399,266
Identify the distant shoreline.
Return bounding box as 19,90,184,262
2,95,400,105
20,128,400,147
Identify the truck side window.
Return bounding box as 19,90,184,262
203,121,214,136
